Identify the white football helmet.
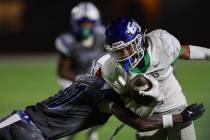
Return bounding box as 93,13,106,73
71,2,100,22
70,2,101,39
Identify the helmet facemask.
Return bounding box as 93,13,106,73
105,34,145,72
76,20,95,40
70,2,100,40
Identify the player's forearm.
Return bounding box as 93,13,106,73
136,103,205,131
111,104,184,132
58,55,76,80
180,45,210,60
132,114,183,132
111,103,148,131
58,62,76,80
58,69,76,80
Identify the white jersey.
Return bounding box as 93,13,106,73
91,29,187,116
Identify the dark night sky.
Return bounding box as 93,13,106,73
160,0,209,46
0,0,209,53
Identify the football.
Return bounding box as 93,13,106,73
129,74,152,91
129,74,154,105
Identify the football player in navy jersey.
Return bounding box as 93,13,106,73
55,2,105,89
0,76,205,140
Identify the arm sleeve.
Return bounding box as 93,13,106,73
90,53,110,77
55,34,74,57
189,45,210,60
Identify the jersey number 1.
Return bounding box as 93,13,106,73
43,83,89,109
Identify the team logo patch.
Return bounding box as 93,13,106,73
126,21,140,34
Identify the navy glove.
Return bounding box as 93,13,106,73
182,103,205,122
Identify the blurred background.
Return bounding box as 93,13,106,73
0,0,209,140
0,0,209,53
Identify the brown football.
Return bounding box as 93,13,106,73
129,75,153,105
129,74,152,91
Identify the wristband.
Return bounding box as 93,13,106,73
162,114,173,128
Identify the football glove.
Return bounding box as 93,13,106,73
181,103,205,122
139,74,164,102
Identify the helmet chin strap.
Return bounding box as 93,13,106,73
128,51,150,74
120,54,144,73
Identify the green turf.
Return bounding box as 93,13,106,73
0,56,209,140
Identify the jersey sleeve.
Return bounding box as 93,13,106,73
90,53,110,77
88,53,113,90
101,59,129,94
159,30,181,64
55,33,74,57
90,53,129,94
94,24,105,35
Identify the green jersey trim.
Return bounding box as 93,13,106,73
129,52,150,74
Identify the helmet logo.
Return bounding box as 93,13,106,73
126,22,140,35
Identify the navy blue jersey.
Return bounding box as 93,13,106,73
25,77,123,140
55,25,105,75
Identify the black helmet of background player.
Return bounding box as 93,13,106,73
70,2,101,40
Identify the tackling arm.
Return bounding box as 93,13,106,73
179,45,210,60
111,103,204,132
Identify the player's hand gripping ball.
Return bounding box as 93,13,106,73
129,74,162,105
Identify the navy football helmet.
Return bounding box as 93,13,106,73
70,2,101,39
105,17,145,72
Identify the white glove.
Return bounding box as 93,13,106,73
138,74,164,102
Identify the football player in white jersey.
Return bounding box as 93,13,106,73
91,17,210,140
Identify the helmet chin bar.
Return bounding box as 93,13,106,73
70,2,100,37
116,48,145,72
117,45,145,72
105,33,145,72
131,50,144,68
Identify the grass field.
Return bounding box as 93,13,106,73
0,54,209,140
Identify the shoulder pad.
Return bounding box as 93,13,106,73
146,29,163,38
94,25,105,35
90,53,110,77
55,33,75,56
146,29,181,65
